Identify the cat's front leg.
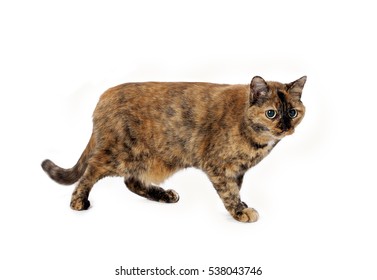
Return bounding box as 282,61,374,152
236,173,249,208
209,174,259,223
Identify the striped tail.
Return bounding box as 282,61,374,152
41,134,95,185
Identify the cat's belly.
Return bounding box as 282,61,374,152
118,156,180,185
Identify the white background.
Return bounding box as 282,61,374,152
1,0,376,279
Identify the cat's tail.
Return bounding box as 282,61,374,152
41,134,95,185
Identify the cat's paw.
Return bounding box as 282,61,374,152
234,207,259,223
70,197,91,210
164,189,180,203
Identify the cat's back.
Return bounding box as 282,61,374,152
92,81,250,159
98,81,235,102
95,81,249,119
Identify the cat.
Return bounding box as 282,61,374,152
42,75,306,223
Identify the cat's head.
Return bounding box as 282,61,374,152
246,76,306,141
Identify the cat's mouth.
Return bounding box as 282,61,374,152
285,128,295,135
273,128,295,138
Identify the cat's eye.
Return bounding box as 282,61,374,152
265,109,277,119
288,109,298,118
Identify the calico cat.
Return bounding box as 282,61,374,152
42,75,306,223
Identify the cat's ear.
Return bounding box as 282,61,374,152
286,76,307,99
250,76,269,105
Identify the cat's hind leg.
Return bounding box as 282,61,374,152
124,177,179,203
70,157,113,210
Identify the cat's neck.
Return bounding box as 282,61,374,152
239,120,279,151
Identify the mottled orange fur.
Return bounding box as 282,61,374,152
42,76,306,222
